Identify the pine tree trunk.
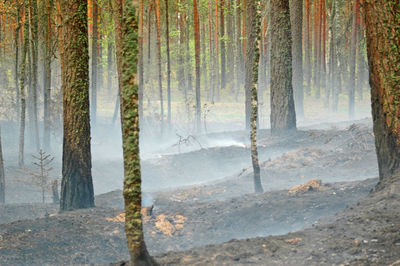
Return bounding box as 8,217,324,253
0,126,5,204
348,0,357,120
215,0,220,101
43,0,53,151
234,0,242,102
19,0,29,167
91,0,98,126
364,0,400,180
15,2,21,124
139,0,144,122
305,0,311,96
29,0,40,151
165,0,172,129
220,0,226,91
155,0,164,136
194,0,201,132
118,2,157,264
60,0,94,211
246,0,263,193
291,0,304,118
270,0,296,133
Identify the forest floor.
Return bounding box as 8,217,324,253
1,119,399,265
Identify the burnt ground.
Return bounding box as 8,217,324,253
1,120,399,265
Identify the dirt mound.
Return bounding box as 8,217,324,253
288,179,327,195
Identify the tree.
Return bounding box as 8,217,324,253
194,0,201,132
245,0,263,193
165,0,171,129
18,0,29,167
59,0,95,211
155,0,164,136
118,1,157,264
0,126,5,204
348,0,358,120
270,0,296,133
91,0,99,125
291,0,304,118
364,0,400,180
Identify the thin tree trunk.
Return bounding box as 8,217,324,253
15,2,21,121
246,0,263,193
305,0,311,96
155,0,164,136
118,1,157,264
270,0,296,133
29,0,40,151
165,0,171,129
19,0,29,167
220,0,226,91
43,0,53,151
348,0,357,120
139,0,144,122
215,0,220,101
0,126,5,204
60,0,94,210
194,0,201,132
291,0,304,118
234,0,241,102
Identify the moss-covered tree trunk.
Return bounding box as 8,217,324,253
60,0,94,211
245,0,263,193
270,0,296,133
364,0,400,180
0,126,5,204
91,0,98,126
118,1,157,264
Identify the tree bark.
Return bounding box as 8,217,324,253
245,0,263,193
270,0,296,133
155,0,164,136
305,0,311,96
220,0,226,91
194,0,201,132
91,0,98,126
0,126,5,204
348,0,358,120
60,0,94,211
165,0,172,129
291,0,304,118
364,0,400,180
118,1,157,264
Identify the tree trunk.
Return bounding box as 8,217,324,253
0,126,5,204
139,0,144,122
215,0,220,101
305,0,311,96
291,0,304,118
15,2,21,125
91,0,98,126
244,0,252,130
155,0,164,136
270,0,296,133
220,0,226,91
19,0,29,167
43,0,53,151
234,0,242,102
348,0,358,120
194,0,201,132
245,0,263,193
118,2,157,264
60,0,95,211
29,0,40,151
165,0,172,129
364,0,400,180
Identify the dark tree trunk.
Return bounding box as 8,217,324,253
245,0,263,193
364,0,400,180
60,0,94,211
91,0,98,126
118,2,157,264
270,0,296,133
290,0,304,118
